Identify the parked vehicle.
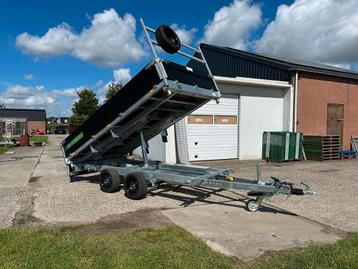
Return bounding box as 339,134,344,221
31,129,46,135
54,125,67,134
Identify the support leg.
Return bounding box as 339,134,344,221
256,162,264,185
140,131,149,167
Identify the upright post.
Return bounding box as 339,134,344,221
256,162,264,185
140,18,158,59
140,131,149,167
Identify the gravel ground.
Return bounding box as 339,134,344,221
196,159,358,232
31,136,247,225
2,135,357,233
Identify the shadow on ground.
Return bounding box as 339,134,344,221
73,173,295,217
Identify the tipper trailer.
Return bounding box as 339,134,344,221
61,20,314,212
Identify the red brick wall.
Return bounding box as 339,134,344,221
297,73,358,149
27,121,46,133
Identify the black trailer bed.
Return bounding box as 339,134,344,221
61,59,219,163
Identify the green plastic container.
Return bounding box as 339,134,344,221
262,131,303,162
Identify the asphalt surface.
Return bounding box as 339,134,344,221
0,135,357,260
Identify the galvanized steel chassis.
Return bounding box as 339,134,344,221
68,132,314,212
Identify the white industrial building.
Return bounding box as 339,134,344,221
135,44,296,163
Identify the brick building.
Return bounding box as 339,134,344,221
146,44,358,162
296,73,358,148
0,108,46,137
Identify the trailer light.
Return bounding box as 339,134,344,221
226,176,235,181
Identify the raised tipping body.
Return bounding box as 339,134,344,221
62,60,220,165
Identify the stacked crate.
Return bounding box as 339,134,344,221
262,132,303,162
303,135,340,161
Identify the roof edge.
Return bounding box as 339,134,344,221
200,43,358,80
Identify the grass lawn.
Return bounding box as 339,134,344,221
0,226,357,269
0,146,9,155
244,233,358,269
0,226,233,269
30,135,48,144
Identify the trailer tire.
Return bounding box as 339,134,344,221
99,169,121,193
155,25,181,54
124,173,147,200
246,199,260,212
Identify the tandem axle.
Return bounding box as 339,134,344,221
68,132,314,213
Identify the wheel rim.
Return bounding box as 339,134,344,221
127,178,138,194
248,201,259,212
101,174,112,187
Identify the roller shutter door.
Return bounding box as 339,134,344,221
187,96,238,161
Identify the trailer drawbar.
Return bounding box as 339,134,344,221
61,19,314,212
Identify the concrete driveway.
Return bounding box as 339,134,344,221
0,146,43,227
163,204,342,260
0,135,356,260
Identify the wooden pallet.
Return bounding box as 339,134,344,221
303,135,340,161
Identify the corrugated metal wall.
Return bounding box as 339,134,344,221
189,45,291,82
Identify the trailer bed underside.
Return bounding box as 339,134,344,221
62,60,219,165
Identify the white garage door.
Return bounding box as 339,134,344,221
187,96,238,161
238,90,285,160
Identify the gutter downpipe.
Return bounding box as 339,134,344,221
293,72,298,132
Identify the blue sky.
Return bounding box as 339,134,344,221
1,0,357,116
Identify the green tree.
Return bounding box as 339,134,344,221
69,89,98,126
0,103,6,109
68,114,90,126
106,82,123,101
72,89,98,116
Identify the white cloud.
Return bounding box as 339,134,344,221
97,82,111,104
5,85,44,98
323,63,352,70
93,80,105,89
52,87,81,98
170,24,197,45
0,84,91,116
0,85,55,108
113,68,131,83
95,68,132,104
256,0,358,66
16,23,77,57
24,74,35,81
202,0,262,49
16,9,147,67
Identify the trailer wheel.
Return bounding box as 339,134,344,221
246,199,260,212
124,173,147,200
155,25,181,54
99,169,121,193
